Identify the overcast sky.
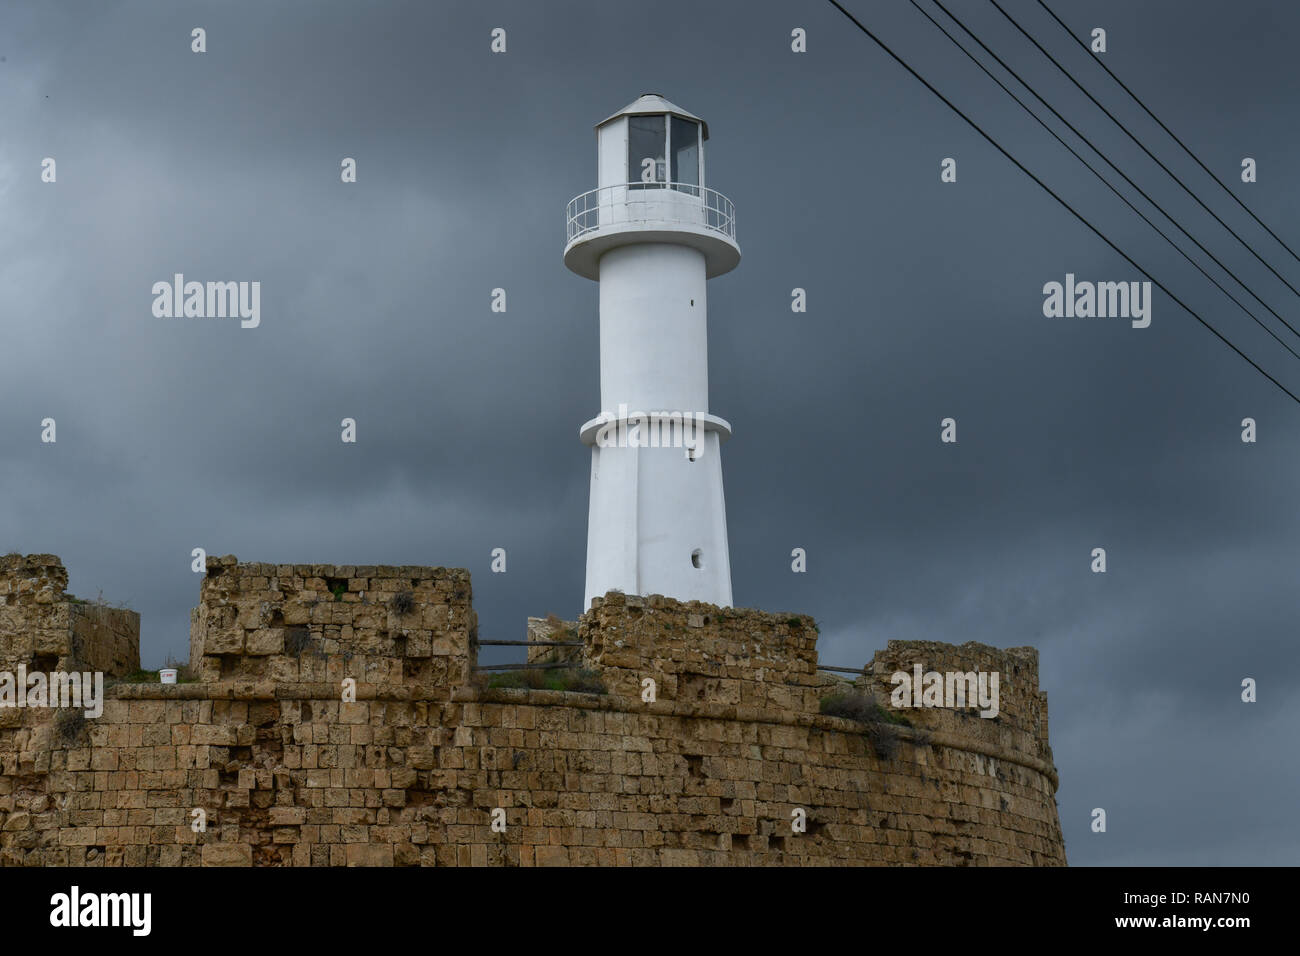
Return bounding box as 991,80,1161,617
2,0,1297,866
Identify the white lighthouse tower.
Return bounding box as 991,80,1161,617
564,94,740,612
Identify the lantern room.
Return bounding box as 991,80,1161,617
564,93,739,280
595,93,707,191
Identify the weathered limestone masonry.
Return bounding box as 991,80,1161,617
582,593,822,714
866,640,1053,785
0,555,1067,866
0,554,139,679
188,555,476,688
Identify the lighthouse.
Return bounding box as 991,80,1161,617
564,94,740,611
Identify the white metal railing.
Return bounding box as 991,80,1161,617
565,183,736,244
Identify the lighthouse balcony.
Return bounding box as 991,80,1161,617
564,182,740,280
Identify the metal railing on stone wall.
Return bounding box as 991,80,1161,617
471,638,583,672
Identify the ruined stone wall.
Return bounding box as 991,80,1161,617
0,554,139,677
189,556,475,688
866,640,1054,775
0,556,1066,866
581,592,822,714
524,616,581,665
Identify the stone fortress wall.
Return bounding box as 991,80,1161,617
0,554,139,678
0,554,1066,866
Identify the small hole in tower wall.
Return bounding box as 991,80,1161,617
691,549,702,569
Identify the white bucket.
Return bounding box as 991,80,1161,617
159,668,178,684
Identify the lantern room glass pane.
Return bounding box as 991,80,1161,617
628,114,666,189
671,117,700,194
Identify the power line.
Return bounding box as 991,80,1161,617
985,0,1300,302
822,0,1300,407
916,0,1300,360
1037,0,1300,269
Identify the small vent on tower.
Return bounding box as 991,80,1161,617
691,549,703,569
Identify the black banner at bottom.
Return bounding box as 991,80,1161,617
0,864,1281,943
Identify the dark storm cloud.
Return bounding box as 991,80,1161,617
1,0,1296,865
